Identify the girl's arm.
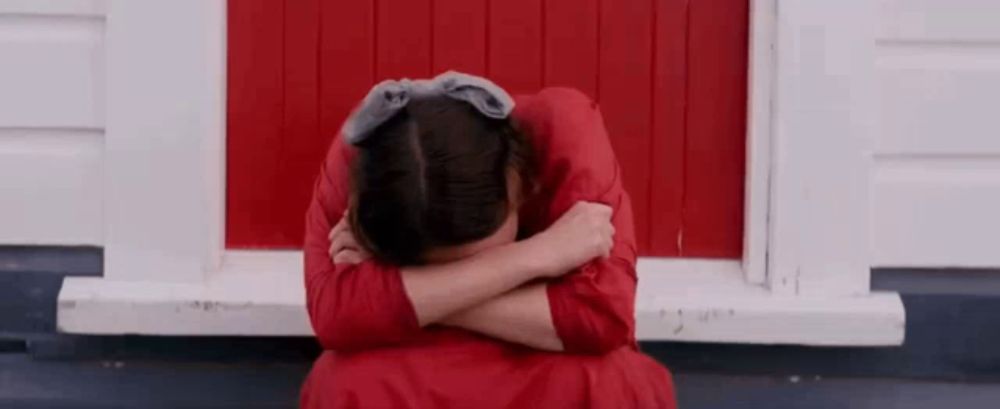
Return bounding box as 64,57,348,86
441,283,563,351
401,201,613,327
311,213,607,351
438,202,635,354
323,201,614,352
309,227,555,352
400,239,553,327
325,221,564,350
442,175,637,355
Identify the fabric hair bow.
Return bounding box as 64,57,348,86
341,71,515,145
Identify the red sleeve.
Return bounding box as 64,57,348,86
515,88,639,354
546,190,637,354
303,137,421,351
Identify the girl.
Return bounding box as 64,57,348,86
301,72,676,408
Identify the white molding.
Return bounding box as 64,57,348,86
102,0,226,282
59,251,309,336
636,289,904,346
0,0,105,17
767,0,876,296
59,254,905,346
742,0,777,285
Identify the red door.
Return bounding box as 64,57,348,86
227,0,748,258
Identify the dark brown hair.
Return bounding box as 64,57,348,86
349,95,534,265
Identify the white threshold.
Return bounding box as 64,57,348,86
58,252,905,346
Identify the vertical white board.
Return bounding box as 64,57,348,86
103,0,225,281
768,0,875,296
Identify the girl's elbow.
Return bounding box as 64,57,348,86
308,301,372,352
565,311,632,354
584,319,631,354
582,293,636,353
312,314,353,351
312,308,412,352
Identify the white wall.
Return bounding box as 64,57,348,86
872,0,1000,267
0,1,105,245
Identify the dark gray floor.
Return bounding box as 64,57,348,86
4,353,1000,409
0,354,305,409
676,374,1000,409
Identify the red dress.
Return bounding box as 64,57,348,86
301,88,676,408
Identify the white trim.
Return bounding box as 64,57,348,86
102,0,226,282
742,0,777,285
766,0,876,297
59,251,308,336
0,0,105,17
59,254,904,346
637,289,904,346
635,264,901,346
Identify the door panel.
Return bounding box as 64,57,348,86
226,0,748,257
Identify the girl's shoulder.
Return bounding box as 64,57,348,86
513,87,615,167
513,88,623,220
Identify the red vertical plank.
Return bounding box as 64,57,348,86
270,0,322,247
488,0,543,95
647,0,688,256
543,0,598,98
683,0,749,258
377,0,433,80
599,0,654,253
319,0,376,141
226,0,284,247
432,0,488,75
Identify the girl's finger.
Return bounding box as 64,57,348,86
330,232,352,256
333,249,364,265
331,227,365,252
328,217,348,241
328,239,343,260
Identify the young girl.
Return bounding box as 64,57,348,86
301,72,676,408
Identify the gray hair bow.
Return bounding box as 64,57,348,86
341,71,515,145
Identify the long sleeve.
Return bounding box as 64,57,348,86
514,88,639,354
303,137,421,351
546,185,637,354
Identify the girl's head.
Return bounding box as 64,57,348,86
349,95,534,265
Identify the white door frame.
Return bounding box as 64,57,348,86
742,0,776,285
59,0,905,345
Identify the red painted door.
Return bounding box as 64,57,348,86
227,0,748,258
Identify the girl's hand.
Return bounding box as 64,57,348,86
530,201,615,277
328,213,372,265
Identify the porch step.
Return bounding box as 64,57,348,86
3,352,999,409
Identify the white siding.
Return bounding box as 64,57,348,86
0,2,105,245
873,0,1000,267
